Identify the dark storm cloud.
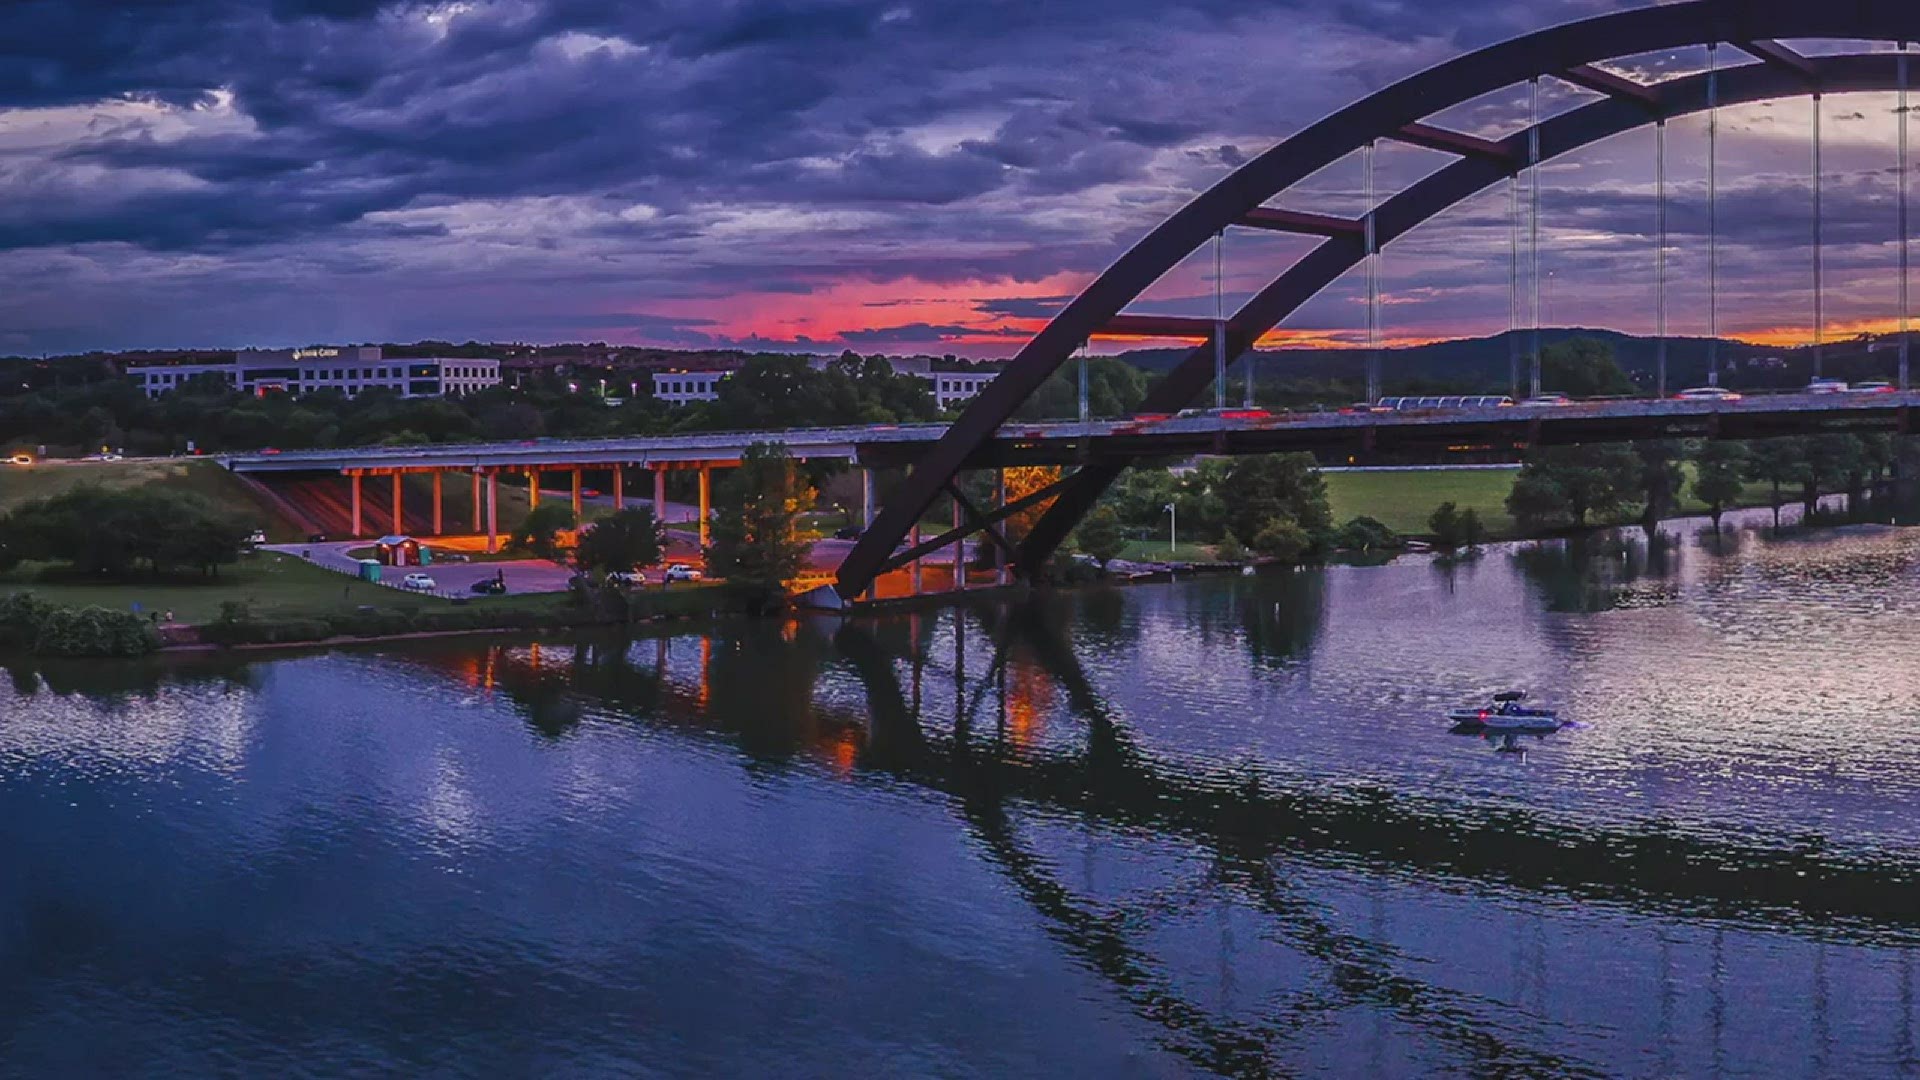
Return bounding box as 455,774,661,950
0,0,1872,353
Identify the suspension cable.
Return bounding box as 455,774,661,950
1076,337,1089,423
1657,118,1669,396
1529,77,1543,398
1708,43,1721,387
1814,91,1825,377
1903,43,1912,390
1366,139,1381,403
1213,231,1226,410
1509,174,1522,397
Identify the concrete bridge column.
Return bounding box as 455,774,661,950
486,470,499,554
952,493,966,591
910,523,923,595
350,472,364,538
571,468,583,520
613,464,625,511
471,471,482,533
861,467,876,529
432,472,443,535
698,465,712,551
653,469,667,522
391,473,403,536
994,469,1008,586
529,469,540,509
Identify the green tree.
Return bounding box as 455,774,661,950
1505,444,1641,528
1073,505,1127,566
1743,438,1803,529
1540,337,1637,398
1428,501,1464,549
1219,453,1332,551
707,441,816,608
1457,508,1487,546
574,507,666,575
1691,441,1749,532
1632,440,1687,527
509,504,577,562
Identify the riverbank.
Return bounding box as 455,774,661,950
0,549,745,655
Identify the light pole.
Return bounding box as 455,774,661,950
1164,502,1177,555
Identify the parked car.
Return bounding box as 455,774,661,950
1674,386,1743,402
833,525,864,541
245,529,268,546
469,577,506,595
307,532,329,543
607,570,646,587
663,563,704,583
400,572,438,591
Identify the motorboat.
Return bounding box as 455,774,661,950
1446,691,1561,734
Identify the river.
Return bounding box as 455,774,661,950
5,508,1920,1076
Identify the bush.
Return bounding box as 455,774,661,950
1251,520,1312,562
1333,516,1404,553
1214,531,1250,563
0,592,56,650
30,606,159,657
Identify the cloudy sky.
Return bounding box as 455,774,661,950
0,0,1913,356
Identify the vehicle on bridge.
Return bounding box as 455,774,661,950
1673,387,1742,402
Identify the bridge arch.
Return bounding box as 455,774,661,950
836,0,1920,601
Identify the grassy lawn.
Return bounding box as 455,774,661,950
0,550,570,625
0,458,288,519
1118,539,1219,563
1325,468,1519,537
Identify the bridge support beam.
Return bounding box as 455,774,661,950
995,470,1009,586
910,523,923,595
391,473,403,536
571,468,583,521
861,467,876,529
529,469,540,509
952,493,965,591
698,465,712,551
432,471,443,535
350,472,363,538
486,470,499,554
471,471,482,534
613,464,624,511
654,469,667,523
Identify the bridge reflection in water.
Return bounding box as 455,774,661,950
13,520,1920,1075
363,556,1920,1078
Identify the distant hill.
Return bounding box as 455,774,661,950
1113,328,1898,393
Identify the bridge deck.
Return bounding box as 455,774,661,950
222,391,1920,474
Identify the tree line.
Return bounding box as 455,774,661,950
0,352,948,457
1507,434,1908,533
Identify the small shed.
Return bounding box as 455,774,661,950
376,535,428,566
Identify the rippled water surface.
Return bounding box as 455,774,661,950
7,514,1920,1076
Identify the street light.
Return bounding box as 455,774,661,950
1164,502,1177,555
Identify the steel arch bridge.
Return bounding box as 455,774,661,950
834,0,1920,603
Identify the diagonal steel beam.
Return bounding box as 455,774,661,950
877,473,1075,574
1237,207,1367,238
1739,39,1820,84
1560,63,1660,108
1098,313,1220,339
947,480,1021,563
1391,122,1518,165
